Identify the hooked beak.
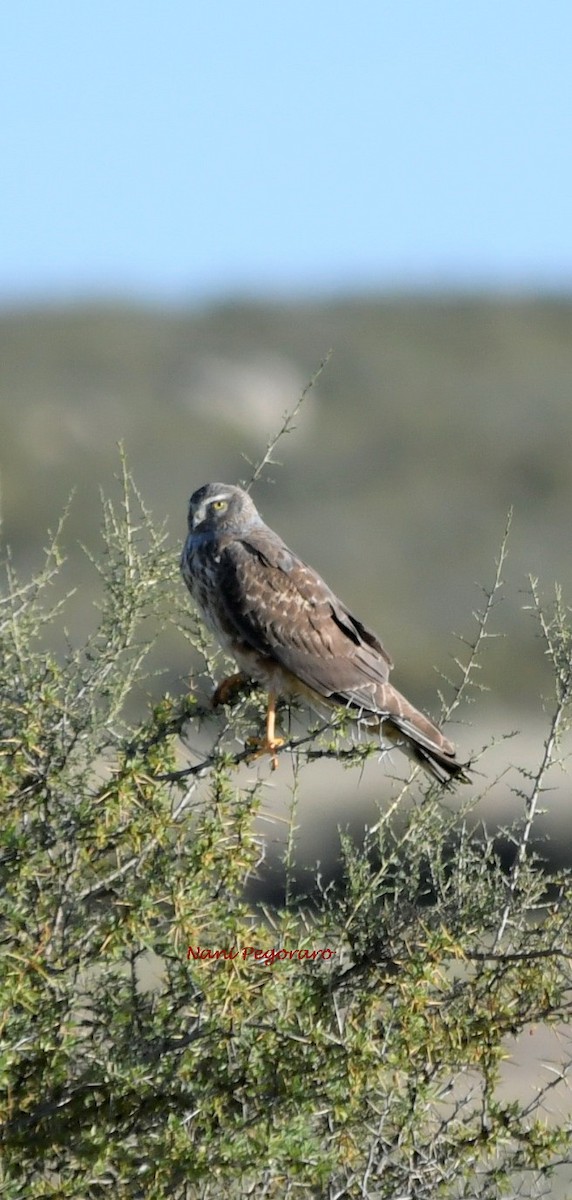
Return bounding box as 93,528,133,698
189,501,206,531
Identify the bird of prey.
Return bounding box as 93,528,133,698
181,482,469,783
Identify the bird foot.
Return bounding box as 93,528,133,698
245,734,285,771
212,673,249,707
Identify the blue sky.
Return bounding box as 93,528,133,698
2,1,572,303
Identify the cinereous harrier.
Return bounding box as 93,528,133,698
181,483,469,783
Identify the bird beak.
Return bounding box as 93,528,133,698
189,502,205,531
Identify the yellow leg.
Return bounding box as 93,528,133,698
246,691,285,770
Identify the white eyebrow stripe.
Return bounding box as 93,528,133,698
208,494,229,505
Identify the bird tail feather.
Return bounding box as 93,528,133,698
364,684,470,785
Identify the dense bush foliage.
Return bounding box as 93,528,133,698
1,461,572,1198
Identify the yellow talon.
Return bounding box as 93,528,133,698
245,690,283,769
245,734,285,771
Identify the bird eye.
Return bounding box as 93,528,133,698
211,499,227,511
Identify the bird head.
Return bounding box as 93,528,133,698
187,483,262,537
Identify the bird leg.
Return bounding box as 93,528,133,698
246,691,285,770
212,673,249,707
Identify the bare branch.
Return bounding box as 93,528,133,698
241,349,332,490
442,508,512,721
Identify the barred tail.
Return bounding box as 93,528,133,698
375,684,470,784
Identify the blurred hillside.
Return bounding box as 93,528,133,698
2,294,572,711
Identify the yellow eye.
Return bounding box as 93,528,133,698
212,499,227,511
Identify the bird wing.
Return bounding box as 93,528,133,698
217,527,394,705
216,526,465,782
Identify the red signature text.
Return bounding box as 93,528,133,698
187,945,336,966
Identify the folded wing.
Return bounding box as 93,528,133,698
217,529,467,783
